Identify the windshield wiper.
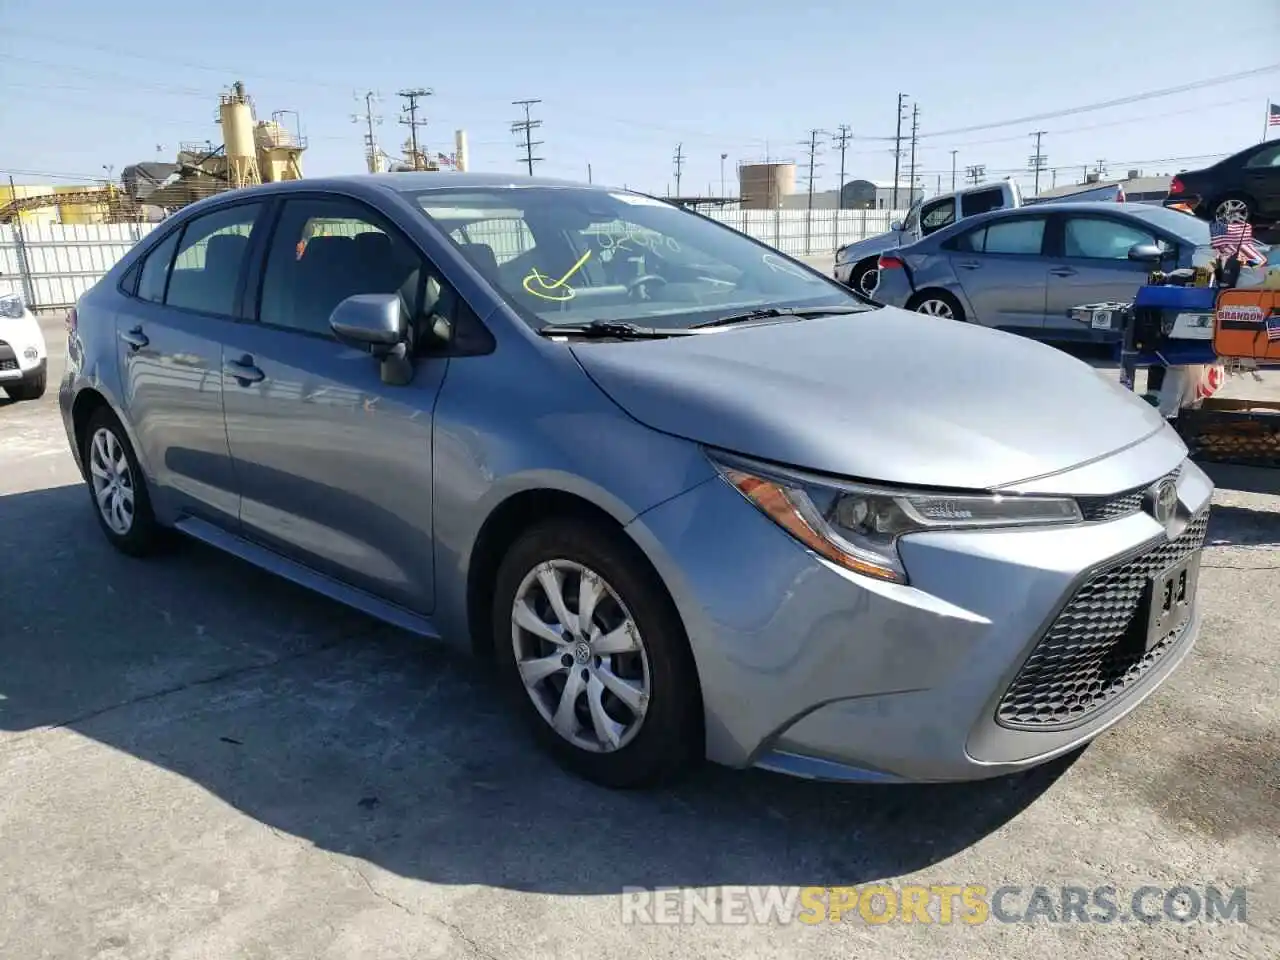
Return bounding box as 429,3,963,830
689,304,867,330
536,320,698,340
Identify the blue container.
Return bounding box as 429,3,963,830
1132,285,1217,311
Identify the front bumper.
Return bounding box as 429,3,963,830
833,259,854,285
628,431,1212,782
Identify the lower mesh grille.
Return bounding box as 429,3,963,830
996,508,1209,729
0,358,17,372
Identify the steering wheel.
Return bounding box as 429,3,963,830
627,274,668,300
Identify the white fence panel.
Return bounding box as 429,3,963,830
0,206,911,310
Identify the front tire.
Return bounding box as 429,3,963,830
492,518,702,788
907,289,966,322
83,407,165,557
5,368,46,401
850,259,879,296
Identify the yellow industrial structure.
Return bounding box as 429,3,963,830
0,183,139,225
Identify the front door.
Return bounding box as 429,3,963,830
221,195,447,612
1241,142,1280,220
115,201,265,528
1043,214,1165,337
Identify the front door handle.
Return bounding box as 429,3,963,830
119,326,149,350
1050,267,1078,277
956,261,981,270
223,355,265,385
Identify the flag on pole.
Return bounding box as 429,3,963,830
1270,103,1280,127
1210,219,1266,266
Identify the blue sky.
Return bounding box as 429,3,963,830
2,0,1278,196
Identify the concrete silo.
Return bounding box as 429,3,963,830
218,81,262,189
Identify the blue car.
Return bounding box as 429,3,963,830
873,202,1212,341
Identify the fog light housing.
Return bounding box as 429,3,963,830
23,346,39,361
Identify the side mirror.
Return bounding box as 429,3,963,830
890,220,903,232
1127,242,1164,263
329,293,413,386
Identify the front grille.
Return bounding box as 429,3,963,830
996,507,1209,729
0,358,17,372
1077,468,1181,523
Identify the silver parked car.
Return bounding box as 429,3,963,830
60,174,1212,788
873,202,1212,341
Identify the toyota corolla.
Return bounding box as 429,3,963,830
59,174,1212,787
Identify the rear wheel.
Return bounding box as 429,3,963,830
83,407,165,556
907,289,965,322
493,518,702,788
1212,194,1254,225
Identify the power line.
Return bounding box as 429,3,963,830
892,93,908,208
672,143,685,196
917,61,1280,139
833,124,852,210
397,88,433,171
511,99,544,176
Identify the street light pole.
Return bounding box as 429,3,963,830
720,153,728,198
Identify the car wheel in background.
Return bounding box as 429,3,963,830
5,369,46,401
83,407,165,557
1212,194,1254,225
492,518,702,788
908,289,966,322
851,259,879,296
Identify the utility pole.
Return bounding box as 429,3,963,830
720,152,728,198
1094,158,1108,180
965,164,986,186
892,93,908,209
907,103,920,209
352,91,383,174
1028,130,1048,195
511,99,544,175
587,163,593,184
672,143,685,196
833,124,851,210
950,149,958,190
800,129,827,254
397,88,432,170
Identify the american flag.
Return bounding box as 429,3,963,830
1210,219,1267,266
435,152,457,168
1267,312,1280,343
1270,103,1280,127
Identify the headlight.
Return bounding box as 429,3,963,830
834,246,852,265
710,453,1082,584
0,293,25,319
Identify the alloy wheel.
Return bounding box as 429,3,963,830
89,427,135,535
916,298,954,319
511,559,651,753
1214,198,1249,224
859,268,880,295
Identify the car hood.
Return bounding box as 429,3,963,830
570,308,1169,490
838,231,902,261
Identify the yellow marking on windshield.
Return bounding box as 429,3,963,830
523,249,593,302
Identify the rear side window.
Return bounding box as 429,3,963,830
136,231,180,304
1244,144,1280,169
982,218,1046,255
960,187,1007,216
165,204,263,316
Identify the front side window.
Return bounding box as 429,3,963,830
164,204,262,316
259,197,427,337
1063,217,1157,260
920,198,956,236
410,187,864,330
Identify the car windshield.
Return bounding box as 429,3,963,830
407,185,869,330
1125,205,1212,245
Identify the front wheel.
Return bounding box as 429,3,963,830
850,259,879,296
493,518,702,788
907,290,965,322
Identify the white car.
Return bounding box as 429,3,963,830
0,293,48,402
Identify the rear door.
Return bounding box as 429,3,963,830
1043,213,1165,337
1240,141,1280,219
221,193,451,612
115,201,265,529
942,214,1050,332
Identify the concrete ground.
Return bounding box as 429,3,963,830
1,312,1277,960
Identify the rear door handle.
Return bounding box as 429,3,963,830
223,355,265,385
1050,267,1078,277
957,261,981,270
119,326,149,350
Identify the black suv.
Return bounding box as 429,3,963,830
1164,139,1280,229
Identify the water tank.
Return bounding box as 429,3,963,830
738,162,795,209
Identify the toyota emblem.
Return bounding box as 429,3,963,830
1149,477,1178,526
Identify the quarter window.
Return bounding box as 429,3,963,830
1063,217,1157,260
165,204,263,316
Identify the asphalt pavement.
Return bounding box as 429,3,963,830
1,311,1277,959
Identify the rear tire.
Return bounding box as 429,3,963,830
907,289,966,322
6,369,46,401
82,407,166,557
492,518,702,789
1212,193,1254,225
